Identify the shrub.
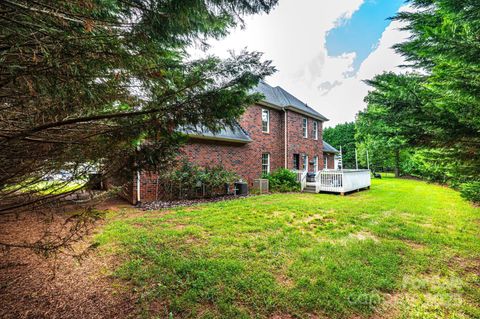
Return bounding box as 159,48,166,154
460,182,480,203
263,168,300,192
163,160,238,199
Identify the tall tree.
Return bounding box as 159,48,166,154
323,122,356,169
356,73,431,176
358,0,480,182
0,0,278,214
393,0,480,179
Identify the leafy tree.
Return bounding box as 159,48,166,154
393,0,480,180
0,0,277,215
356,73,429,176
323,122,356,169
358,0,479,190
0,0,277,253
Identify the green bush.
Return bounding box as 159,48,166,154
460,182,480,203
163,160,238,199
263,168,300,192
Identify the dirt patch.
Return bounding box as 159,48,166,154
348,231,379,242
449,256,480,276
370,293,402,319
403,239,426,250
274,272,295,288
141,194,254,211
0,204,136,319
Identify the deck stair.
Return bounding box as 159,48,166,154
303,184,317,193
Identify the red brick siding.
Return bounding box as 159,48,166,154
325,153,336,169
285,110,325,171
131,104,327,203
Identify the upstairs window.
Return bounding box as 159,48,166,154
262,109,270,133
262,153,270,175
313,121,318,140
302,118,308,138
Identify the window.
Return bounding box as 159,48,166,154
293,154,300,170
262,109,270,133
302,118,308,138
313,155,319,172
262,153,270,175
302,154,308,171
324,155,328,170
313,121,318,140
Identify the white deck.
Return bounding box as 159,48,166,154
297,170,371,194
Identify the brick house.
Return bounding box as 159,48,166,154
129,81,339,203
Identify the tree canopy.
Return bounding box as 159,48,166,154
356,0,479,184
323,122,356,169
0,0,278,214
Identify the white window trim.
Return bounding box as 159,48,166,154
302,118,308,138
262,153,270,175
313,121,318,140
262,109,270,133
313,155,318,172
324,156,328,170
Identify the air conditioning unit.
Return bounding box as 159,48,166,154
254,179,269,194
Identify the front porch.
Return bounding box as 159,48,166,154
296,169,371,195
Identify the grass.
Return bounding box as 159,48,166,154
7,180,84,195
95,177,480,318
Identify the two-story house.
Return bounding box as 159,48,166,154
129,81,339,203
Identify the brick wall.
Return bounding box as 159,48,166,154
285,110,325,171
131,104,326,203
325,153,336,169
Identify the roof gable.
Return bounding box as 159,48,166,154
253,81,328,121
323,140,339,153
181,122,252,143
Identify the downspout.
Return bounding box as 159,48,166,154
136,145,141,205
136,170,141,205
284,109,288,168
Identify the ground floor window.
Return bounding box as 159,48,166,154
313,155,319,172
324,155,328,169
293,153,300,170
302,154,308,171
262,153,270,175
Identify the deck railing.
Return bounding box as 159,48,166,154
296,171,307,191
295,169,371,193
316,169,371,193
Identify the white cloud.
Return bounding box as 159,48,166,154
190,1,411,127
319,7,411,126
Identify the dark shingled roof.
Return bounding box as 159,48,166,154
323,140,339,153
183,82,329,143
181,122,252,143
253,81,328,121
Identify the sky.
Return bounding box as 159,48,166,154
192,0,411,127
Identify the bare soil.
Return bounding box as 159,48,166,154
0,198,137,319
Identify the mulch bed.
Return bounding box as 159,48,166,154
141,194,253,210
0,199,137,319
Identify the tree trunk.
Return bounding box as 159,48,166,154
394,149,400,178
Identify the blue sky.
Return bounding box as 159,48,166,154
200,0,410,125
326,0,405,72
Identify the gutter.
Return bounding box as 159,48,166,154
257,101,329,122
187,134,252,144
285,105,329,122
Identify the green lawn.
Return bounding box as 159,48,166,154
95,177,480,319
